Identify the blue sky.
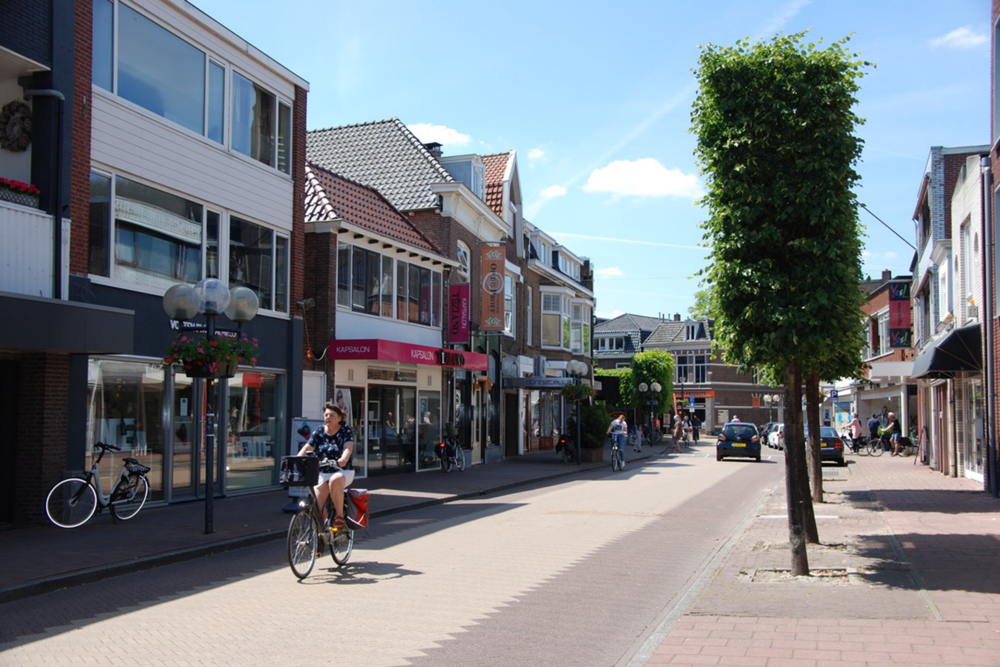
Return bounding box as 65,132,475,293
192,0,991,320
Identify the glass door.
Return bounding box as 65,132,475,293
171,377,199,499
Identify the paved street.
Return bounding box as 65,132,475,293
3,441,1000,666
0,446,778,666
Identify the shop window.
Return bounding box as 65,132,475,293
226,370,286,492
87,359,165,502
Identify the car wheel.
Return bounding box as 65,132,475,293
716,450,723,461
838,457,846,467
755,453,761,462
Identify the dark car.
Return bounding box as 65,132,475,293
716,422,762,462
805,426,847,466
760,422,779,446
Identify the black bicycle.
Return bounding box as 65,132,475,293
45,442,150,528
435,423,465,473
281,456,356,579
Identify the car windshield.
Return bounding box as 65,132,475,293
723,425,757,440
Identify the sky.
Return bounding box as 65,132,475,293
191,0,991,320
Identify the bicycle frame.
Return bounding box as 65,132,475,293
84,446,131,508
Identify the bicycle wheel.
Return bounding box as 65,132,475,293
612,447,621,472
331,524,354,566
454,445,466,472
287,511,317,579
441,448,453,473
111,475,149,520
868,439,885,457
46,478,98,529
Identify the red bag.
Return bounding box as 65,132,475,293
346,488,369,530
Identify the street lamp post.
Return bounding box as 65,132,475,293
163,278,259,534
566,360,590,465
637,381,662,441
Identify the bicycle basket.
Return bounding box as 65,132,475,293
279,456,319,487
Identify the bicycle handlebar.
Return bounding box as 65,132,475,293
94,442,121,452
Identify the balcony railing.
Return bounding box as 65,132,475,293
0,200,68,299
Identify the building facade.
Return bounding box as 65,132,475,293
1,0,308,525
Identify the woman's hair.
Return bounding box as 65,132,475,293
323,401,347,422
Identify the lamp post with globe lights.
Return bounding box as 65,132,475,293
566,360,590,465
763,393,781,424
637,381,662,442
163,278,259,534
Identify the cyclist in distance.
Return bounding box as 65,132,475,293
848,412,863,450
297,401,355,529
607,413,628,464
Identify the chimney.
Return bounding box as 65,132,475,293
674,313,681,321
424,142,443,159
882,269,892,282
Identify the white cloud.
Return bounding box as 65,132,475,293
595,308,626,320
594,266,625,279
540,185,567,201
528,147,546,164
582,158,703,199
931,26,987,49
409,123,471,147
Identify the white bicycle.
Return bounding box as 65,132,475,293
45,442,150,528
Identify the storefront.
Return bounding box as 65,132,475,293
86,357,286,504
331,339,488,476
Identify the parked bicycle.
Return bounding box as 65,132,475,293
45,441,150,529
434,423,465,472
281,456,365,580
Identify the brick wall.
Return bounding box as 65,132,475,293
70,0,93,276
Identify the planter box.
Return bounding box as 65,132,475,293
0,189,39,208
579,448,604,463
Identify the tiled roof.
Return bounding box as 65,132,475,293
304,163,442,255
594,313,665,335
307,118,454,212
481,152,510,217
645,320,714,346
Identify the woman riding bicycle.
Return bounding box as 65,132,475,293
847,412,864,452
297,401,355,529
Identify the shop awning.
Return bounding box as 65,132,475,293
330,339,488,371
910,323,982,380
0,292,134,354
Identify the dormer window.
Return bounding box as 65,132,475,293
686,323,698,340
456,241,471,282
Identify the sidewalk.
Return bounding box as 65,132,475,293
5,440,1000,667
642,449,1000,666
0,440,633,603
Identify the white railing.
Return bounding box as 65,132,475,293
0,201,69,298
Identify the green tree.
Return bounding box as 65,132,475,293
691,32,869,575
621,350,674,435
688,287,718,321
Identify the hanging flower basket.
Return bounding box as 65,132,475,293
561,383,596,402
164,333,259,379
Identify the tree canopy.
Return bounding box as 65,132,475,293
691,32,870,374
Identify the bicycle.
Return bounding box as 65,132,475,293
281,456,355,580
434,423,465,472
864,434,887,457
610,435,625,472
45,441,150,529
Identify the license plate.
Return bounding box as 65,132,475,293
733,443,746,447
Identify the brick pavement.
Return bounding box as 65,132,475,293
643,451,1000,667
4,439,1000,667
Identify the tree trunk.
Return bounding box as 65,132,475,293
783,361,810,576
800,370,820,543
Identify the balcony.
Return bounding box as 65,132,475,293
0,200,67,299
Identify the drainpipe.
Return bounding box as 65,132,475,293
981,155,997,497
22,89,66,300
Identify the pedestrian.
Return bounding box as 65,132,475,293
886,411,903,456
691,414,701,443
633,423,643,452
671,415,683,453
682,413,693,444
867,413,880,440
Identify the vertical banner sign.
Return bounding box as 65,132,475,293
448,284,471,344
480,246,505,331
888,281,912,348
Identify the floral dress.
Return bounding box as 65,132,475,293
306,424,354,471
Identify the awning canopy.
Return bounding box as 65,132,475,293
910,323,982,380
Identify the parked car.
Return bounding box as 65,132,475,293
760,422,779,445
768,423,785,450
805,425,847,466
716,422,762,462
